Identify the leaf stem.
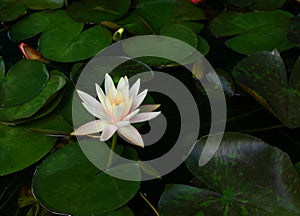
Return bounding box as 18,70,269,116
106,133,118,168
139,192,159,216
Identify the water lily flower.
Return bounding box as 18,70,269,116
71,73,161,148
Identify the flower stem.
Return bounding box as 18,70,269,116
106,133,118,169
139,192,159,216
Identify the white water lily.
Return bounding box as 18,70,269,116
71,73,160,147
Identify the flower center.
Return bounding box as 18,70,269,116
110,91,123,106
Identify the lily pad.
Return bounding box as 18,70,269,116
0,74,66,122
23,114,73,135
0,124,56,176
232,50,300,128
32,141,140,216
9,10,112,62
228,0,287,11
136,0,206,33
0,59,49,108
21,0,64,10
209,10,293,54
0,1,27,22
159,132,300,215
287,16,300,48
67,0,131,23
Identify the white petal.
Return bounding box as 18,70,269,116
139,104,161,112
105,97,113,117
118,125,144,147
77,90,105,115
112,102,125,122
100,124,118,141
130,89,147,111
71,120,108,135
117,77,125,90
117,120,130,127
124,108,140,121
130,111,161,123
105,73,116,95
81,102,109,121
95,83,106,105
129,79,140,97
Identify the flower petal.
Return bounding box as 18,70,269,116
124,108,140,121
118,125,144,147
130,89,147,111
129,79,140,97
77,90,104,113
139,104,161,112
95,83,106,105
71,120,108,135
81,102,110,121
129,111,161,123
117,120,130,127
112,102,125,122
100,124,118,141
105,73,116,95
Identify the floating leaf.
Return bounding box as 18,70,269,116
136,0,206,33
23,114,73,135
67,0,131,23
209,10,293,54
228,0,287,11
32,141,140,216
159,132,300,215
0,59,49,108
0,124,56,176
21,0,64,10
0,74,66,122
0,1,27,22
10,10,112,62
232,50,300,128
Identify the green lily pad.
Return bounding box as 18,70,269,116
9,10,112,62
23,114,73,135
0,74,66,122
0,1,27,22
0,124,56,176
39,24,112,62
159,132,300,215
232,50,300,128
136,0,206,33
209,10,293,54
32,141,140,216
228,0,287,11
101,206,134,216
0,59,49,108
67,0,131,23
21,0,64,10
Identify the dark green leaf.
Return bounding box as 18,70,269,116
209,10,293,54
136,0,206,33
232,50,300,128
32,141,140,216
67,0,131,23
0,74,66,122
0,124,56,176
0,1,27,22
21,0,64,9
228,0,287,11
0,59,49,108
101,206,134,216
287,16,300,47
159,132,300,216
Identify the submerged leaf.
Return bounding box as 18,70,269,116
159,132,300,216
232,50,300,128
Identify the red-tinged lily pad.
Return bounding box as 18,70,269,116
32,141,140,216
0,59,49,108
232,50,300,128
0,124,56,176
209,10,293,54
158,132,300,216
